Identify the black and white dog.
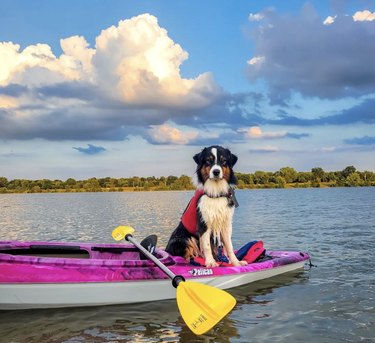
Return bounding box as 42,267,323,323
165,145,247,267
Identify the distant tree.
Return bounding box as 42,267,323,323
360,171,375,185
253,171,270,185
345,172,362,187
30,185,41,193
170,175,194,190
52,180,64,190
341,166,356,179
40,179,53,190
237,179,246,189
275,176,286,188
278,167,297,183
235,173,252,185
117,178,129,187
0,177,8,188
128,177,141,188
296,172,311,183
166,175,178,186
311,167,325,181
65,178,77,188
325,172,337,183
83,178,101,192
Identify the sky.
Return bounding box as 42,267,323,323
0,0,374,180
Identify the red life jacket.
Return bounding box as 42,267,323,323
181,189,205,235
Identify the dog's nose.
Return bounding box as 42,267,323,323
213,169,220,177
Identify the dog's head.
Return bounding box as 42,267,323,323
193,145,238,185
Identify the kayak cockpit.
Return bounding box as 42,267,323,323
0,244,91,259
0,241,176,267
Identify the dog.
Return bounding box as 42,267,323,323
165,145,247,267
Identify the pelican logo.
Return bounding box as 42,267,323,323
189,268,213,276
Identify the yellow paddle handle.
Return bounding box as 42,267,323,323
112,226,135,241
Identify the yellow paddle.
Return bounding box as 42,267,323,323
112,226,236,335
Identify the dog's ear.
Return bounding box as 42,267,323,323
193,152,202,165
230,153,238,167
193,147,208,165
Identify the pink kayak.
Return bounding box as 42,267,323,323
0,240,310,310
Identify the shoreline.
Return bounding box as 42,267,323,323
0,182,374,194
1,166,374,194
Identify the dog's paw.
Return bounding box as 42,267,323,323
231,259,248,266
205,259,219,268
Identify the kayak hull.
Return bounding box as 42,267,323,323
0,240,309,310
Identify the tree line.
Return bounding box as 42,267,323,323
0,166,374,194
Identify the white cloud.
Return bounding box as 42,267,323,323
324,10,375,25
0,40,90,87
323,15,337,25
0,14,221,107
353,10,375,22
239,126,287,139
59,35,95,78
148,123,198,145
247,56,265,66
92,14,221,106
0,13,226,141
248,13,264,22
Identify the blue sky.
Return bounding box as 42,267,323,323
0,0,374,180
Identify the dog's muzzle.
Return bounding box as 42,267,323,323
210,166,223,179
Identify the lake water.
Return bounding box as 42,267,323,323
0,188,374,342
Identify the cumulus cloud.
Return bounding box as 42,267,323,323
238,126,309,139
240,126,287,139
353,10,375,22
0,14,221,106
0,39,92,87
246,5,375,101
73,144,106,155
0,14,224,141
93,14,222,107
145,122,244,146
148,124,199,145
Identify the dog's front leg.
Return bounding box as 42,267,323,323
221,226,248,266
200,230,219,267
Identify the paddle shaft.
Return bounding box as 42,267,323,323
125,234,182,285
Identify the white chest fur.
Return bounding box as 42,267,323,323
198,195,234,236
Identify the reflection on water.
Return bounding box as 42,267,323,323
0,188,374,342
0,272,307,343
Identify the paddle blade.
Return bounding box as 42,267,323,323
176,281,236,335
140,234,158,260
112,226,135,241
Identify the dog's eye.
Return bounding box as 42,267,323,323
220,158,227,166
205,157,214,165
